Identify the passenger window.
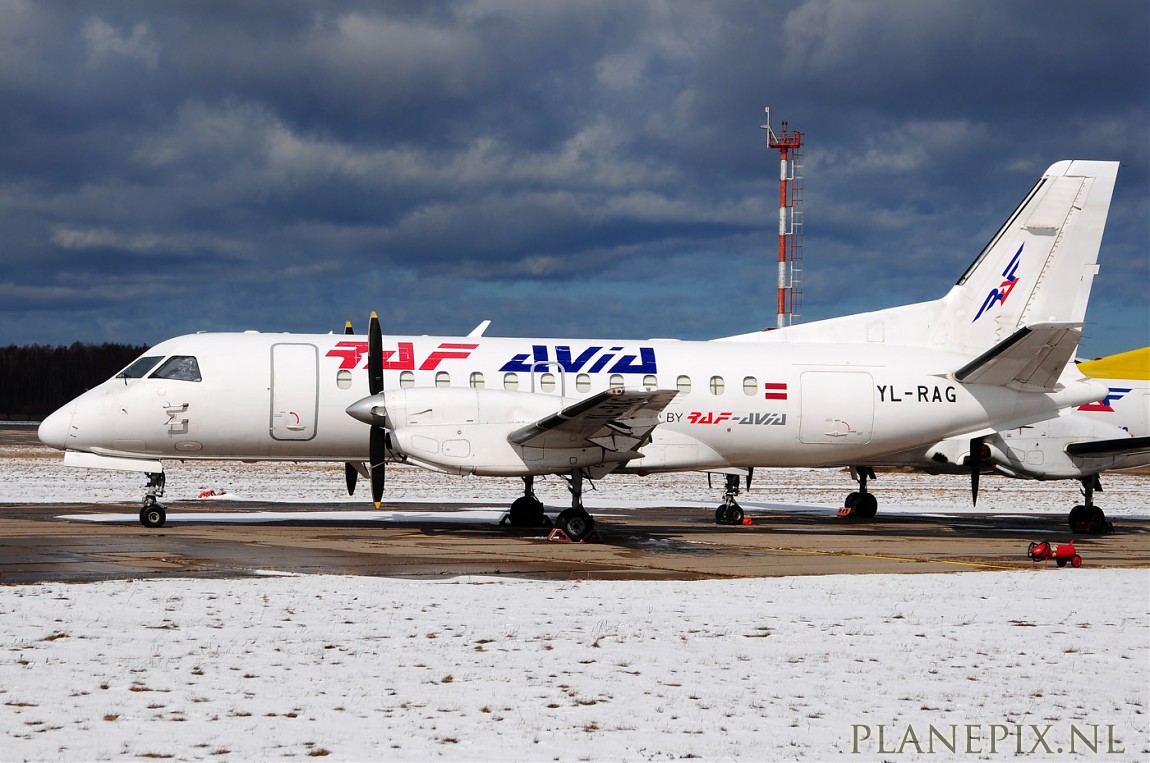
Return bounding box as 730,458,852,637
709,376,725,395
642,374,657,391
609,374,624,390
469,372,485,389
504,372,519,391
152,356,202,382
743,376,757,396
539,373,557,393
575,373,591,393
676,375,692,394
435,371,450,388
400,371,415,389
117,355,163,379
336,369,353,390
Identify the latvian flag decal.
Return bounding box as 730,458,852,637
764,382,788,401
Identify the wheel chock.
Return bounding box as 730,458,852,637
547,528,603,543
837,507,856,517
740,516,753,525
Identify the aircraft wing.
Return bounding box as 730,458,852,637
1066,435,1150,459
953,322,1083,392
508,388,677,453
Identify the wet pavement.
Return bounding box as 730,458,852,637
1,500,1146,584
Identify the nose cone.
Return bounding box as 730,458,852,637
38,401,76,450
346,394,388,426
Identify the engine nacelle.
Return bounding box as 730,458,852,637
992,410,1137,479
378,387,621,477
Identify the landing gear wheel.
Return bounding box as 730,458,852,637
1070,504,1109,533
508,496,547,527
855,493,878,519
844,491,859,510
140,504,166,528
1068,504,1087,531
726,505,744,524
715,505,729,524
556,509,594,542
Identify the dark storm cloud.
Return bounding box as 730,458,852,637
0,0,1146,356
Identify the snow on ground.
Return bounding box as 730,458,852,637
3,442,1149,760
4,441,1150,517
1,572,1147,762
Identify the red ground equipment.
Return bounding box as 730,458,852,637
1027,539,1082,568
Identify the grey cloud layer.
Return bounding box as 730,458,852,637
0,1,1146,354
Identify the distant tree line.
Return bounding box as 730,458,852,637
0,343,148,421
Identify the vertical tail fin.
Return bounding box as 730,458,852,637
945,160,1118,354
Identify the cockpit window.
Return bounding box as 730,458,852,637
151,356,202,382
117,356,164,379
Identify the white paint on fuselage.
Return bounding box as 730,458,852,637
43,330,1105,477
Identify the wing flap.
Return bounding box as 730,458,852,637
953,322,1082,391
508,388,677,451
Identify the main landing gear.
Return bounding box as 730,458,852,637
714,473,746,525
506,476,551,529
839,466,878,518
1068,475,1112,534
554,470,596,542
503,472,597,542
139,472,167,528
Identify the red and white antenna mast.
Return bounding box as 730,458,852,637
761,107,804,328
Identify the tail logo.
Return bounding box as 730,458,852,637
973,244,1023,322
1078,386,1133,413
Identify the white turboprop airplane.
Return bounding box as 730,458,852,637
846,347,1148,532
38,160,1120,540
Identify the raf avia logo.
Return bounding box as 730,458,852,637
1079,387,1133,413
499,345,656,375
973,244,1022,322
326,341,477,371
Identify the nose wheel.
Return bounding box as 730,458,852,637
139,472,167,528
140,499,167,528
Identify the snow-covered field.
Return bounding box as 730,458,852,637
3,441,1149,760
5,440,1150,517
2,572,1147,761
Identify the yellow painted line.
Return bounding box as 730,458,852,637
763,545,1024,571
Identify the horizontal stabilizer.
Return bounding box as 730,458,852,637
1066,435,1150,458
953,323,1083,391
509,388,677,452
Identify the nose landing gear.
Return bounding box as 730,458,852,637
139,472,167,528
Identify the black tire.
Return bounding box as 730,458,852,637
1086,506,1108,534
508,496,546,527
556,509,594,542
727,505,744,524
715,505,729,524
140,505,166,528
855,493,878,519
844,491,860,510
1068,504,1087,531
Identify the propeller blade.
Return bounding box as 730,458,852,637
368,311,383,397
345,462,358,495
344,320,354,335
969,437,982,506
370,426,387,508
